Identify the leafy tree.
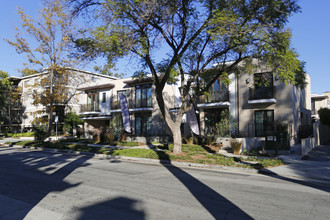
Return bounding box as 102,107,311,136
64,111,84,136
318,108,330,127
0,71,12,107
0,71,22,133
70,0,303,153
6,0,82,134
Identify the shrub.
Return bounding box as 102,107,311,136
93,128,102,143
12,132,34,137
64,112,84,136
33,125,49,143
230,138,242,155
318,108,330,126
202,136,215,145
183,136,194,145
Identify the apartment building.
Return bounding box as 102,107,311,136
14,68,117,131
311,92,330,119
197,64,311,147
79,75,181,140
7,63,311,148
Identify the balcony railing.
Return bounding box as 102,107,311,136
111,98,152,110
199,90,229,103
249,86,276,100
80,104,100,112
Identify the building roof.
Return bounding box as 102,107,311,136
11,67,118,81
311,94,328,100
77,83,115,91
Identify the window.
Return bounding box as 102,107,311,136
102,92,106,103
87,92,100,111
255,110,274,137
251,73,274,99
206,79,228,103
135,112,152,136
135,84,152,108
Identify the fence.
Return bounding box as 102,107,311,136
301,137,316,156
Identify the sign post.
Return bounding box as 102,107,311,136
54,116,58,140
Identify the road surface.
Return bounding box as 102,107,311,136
0,147,329,220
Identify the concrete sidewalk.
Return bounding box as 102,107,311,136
263,144,330,182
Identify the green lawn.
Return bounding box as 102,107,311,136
4,140,283,169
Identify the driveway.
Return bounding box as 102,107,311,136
263,143,330,182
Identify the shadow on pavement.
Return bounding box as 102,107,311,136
0,148,92,219
260,144,330,193
77,197,145,220
155,150,253,219
259,169,330,193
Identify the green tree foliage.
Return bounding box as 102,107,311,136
6,0,83,134
64,112,84,136
70,0,303,153
0,71,23,132
318,108,330,127
0,71,12,106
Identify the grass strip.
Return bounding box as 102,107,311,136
5,141,284,169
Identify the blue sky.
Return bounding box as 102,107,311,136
0,0,329,94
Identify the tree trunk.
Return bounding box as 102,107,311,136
172,125,182,154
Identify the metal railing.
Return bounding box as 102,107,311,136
249,86,276,100
199,90,229,103
80,104,100,112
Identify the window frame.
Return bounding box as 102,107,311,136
255,110,274,137
135,84,152,108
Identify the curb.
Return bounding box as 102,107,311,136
3,144,260,174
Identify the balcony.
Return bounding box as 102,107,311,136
248,86,276,104
199,90,229,103
80,104,100,115
197,90,230,108
111,99,153,113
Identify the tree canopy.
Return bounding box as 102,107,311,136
0,71,12,106
70,0,303,153
6,0,83,134
318,108,330,127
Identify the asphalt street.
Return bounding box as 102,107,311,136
0,147,330,220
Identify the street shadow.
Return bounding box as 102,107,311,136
259,169,330,194
155,150,253,219
259,143,330,193
76,197,145,220
0,148,92,219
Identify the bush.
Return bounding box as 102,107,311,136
230,138,242,155
202,136,215,145
12,132,34,137
183,136,194,145
318,108,330,126
93,128,102,143
64,112,84,136
33,125,49,143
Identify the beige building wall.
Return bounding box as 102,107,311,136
237,71,311,142
19,69,116,129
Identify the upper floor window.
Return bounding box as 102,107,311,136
102,92,106,103
136,84,152,108
87,92,100,111
206,79,228,103
250,72,274,100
